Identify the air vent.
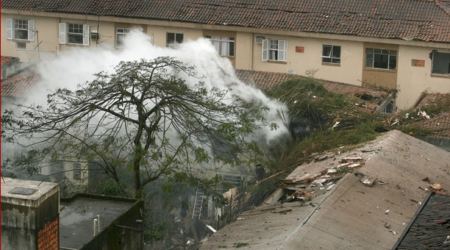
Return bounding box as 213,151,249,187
255,36,265,44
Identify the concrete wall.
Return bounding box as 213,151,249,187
1,178,60,250
2,11,449,111
78,197,144,250
397,46,450,109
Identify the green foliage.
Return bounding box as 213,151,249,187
2,57,266,197
234,242,249,248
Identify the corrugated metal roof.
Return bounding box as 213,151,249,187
2,0,450,43
200,130,450,249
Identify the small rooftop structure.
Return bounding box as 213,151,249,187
59,194,143,250
1,177,143,250
1,177,60,250
200,130,450,249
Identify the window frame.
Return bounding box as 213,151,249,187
322,45,341,64
73,162,82,181
206,36,235,57
59,23,90,46
68,23,84,44
6,19,35,41
262,39,287,62
431,50,450,76
116,28,131,48
366,48,397,70
167,32,184,47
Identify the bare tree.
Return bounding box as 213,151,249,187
2,57,267,197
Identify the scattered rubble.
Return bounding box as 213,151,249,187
278,154,366,204
430,183,442,191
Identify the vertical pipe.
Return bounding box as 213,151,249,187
93,219,98,237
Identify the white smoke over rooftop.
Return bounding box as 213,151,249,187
34,29,289,145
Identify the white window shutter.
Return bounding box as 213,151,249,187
28,20,35,42
83,24,90,46
278,40,287,61
6,19,13,39
262,39,269,61
59,23,67,44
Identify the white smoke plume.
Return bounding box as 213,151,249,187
32,29,289,146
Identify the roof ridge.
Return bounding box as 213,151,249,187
435,0,450,17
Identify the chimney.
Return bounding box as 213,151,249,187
1,177,60,250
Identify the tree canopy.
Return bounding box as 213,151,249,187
2,57,269,196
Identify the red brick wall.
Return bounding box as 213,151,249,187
37,218,59,250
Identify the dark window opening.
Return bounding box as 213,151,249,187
431,51,450,75
322,45,341,64
167,33,183,47
366,48,396,70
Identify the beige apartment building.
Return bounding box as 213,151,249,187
1,0,450,110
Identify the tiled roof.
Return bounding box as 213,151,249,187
418,112,450,139
236,69,390,111
1,67,40,98
2,0,450,43
394,192,450,250
413,93,450,139
1,56,19,66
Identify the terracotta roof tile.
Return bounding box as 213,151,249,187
2,0,450,43
236,69,390,111
1,67,40,98
1,56,19,66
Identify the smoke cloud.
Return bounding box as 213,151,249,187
32,29,289,146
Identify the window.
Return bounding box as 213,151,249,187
262,39,287,61
6,19,35,41
68,24,84,44
59,23,89,46
116,28,130,47
206,36,235,57
366,48,397,70
431,51,450,75
167,32,183,47
322,45,341,64
73,162,82,180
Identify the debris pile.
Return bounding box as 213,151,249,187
278,155,366,204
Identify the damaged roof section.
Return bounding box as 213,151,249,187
412,92,450,139
1,67,40,99
393,191,450,250
200,130,450,249
1,56,40,100
236,69,392,112
2,0,450,43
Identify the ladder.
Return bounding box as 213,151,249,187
192,186,204,219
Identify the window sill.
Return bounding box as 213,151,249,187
430,73,450,79
364,68,397,73
266,60,287,64
65,43,88,46
322,62,340,67
8,39,29,42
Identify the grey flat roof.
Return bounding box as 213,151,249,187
59,195,138,249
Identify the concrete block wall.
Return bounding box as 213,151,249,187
1,178,60,250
